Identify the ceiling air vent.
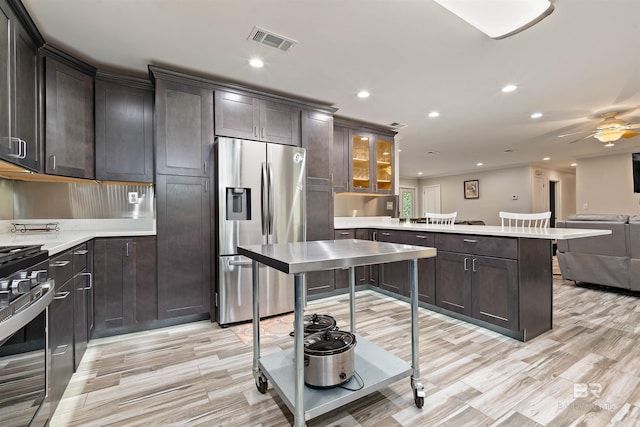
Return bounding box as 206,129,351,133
248,26,297,52
389,122,408,129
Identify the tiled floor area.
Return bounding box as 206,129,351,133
51,275,640,426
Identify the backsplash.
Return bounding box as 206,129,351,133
0,178,154,220
334,193,398,217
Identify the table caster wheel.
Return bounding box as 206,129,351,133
256,376,268,394
414,390,424,408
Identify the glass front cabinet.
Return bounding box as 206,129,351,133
349,130,394,194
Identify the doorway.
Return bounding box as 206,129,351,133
549,180,558,227
422,185,441,216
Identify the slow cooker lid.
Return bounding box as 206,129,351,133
303,313,336,333
304,330,356,356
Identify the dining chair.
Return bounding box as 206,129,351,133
499,211,551,228
424,211,457,225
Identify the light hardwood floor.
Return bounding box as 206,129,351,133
51,277,640,426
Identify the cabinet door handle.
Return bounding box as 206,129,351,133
54,291,70,300
204,162,207,174
381,232,391,236
261,127,265,139
372,231,377,241
8,137,26,158
51,344,69,356
339,232,350,236
463,257,469,271
126,242,130,257
50,260,70,267
204,180,209,193
463,239,477,243
472,258,477,273
254,126,258,138
73,249,89,255
415,235,427,239
79,272,92,290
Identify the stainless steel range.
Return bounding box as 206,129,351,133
0,245,54,427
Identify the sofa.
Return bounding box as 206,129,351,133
556,214,640,292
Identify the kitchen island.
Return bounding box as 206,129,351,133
238,239,437,427
334,217,611,341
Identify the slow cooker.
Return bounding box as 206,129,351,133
303,330,356,388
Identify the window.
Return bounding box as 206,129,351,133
400,187,417,219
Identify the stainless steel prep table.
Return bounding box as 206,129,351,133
237,239,437,426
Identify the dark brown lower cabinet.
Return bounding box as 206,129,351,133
436,251,518,330
375,229,436,301
471,255,518,330
93,236,157,335
49,279,74,417
435,251,472,316
156,174,210,319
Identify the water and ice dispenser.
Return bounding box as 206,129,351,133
226,188,251,220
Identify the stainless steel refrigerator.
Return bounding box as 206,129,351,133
215,137,306,326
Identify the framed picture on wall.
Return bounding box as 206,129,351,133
464,179,479,199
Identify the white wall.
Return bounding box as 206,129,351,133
413,165,577,225
576,153,640,215
418,166,532,225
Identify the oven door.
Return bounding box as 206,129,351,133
0,286,54,426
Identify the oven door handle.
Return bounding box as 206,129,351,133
0,280,55,343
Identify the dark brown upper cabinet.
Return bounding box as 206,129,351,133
155,79,213,177
0,0,41,172
214,90,301,146
43,48,95,179
334,118,396,195
95,72,154,183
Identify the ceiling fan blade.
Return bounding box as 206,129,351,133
622,131,640,139
558,130,597,138
568,134,597,144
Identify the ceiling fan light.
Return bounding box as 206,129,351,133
595,130,626,143
433,0,554,39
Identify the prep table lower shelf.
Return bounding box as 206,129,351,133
259,334,412,421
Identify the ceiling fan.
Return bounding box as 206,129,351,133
558,112,640,146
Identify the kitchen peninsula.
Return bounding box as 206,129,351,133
334,217,610,341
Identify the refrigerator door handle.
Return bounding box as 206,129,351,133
268,162,274,239
261,162,269,237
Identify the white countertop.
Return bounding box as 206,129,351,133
334,217,611,240
0,219,156,255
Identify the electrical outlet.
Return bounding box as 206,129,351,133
583,202,589,210
128,192,140,204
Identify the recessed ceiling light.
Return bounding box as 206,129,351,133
571,163,577,167
501,84,517,93
398,149,402,152
357,90,370,98
530,112,543,119
360,137,369,141
249,58,264,68
543,157,550,160
428,111,440,118
477,162,483,166
418,172,423,175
